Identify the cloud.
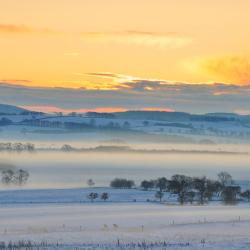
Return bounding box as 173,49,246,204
1,79,250,114
84,72,222,92
82,31,192,49
85,72,138,83
0,79,32,84
85,72,171,91
200,55,250,85
79,81,131,91
81,72,165,91
0,23,58,35
0,24,32,33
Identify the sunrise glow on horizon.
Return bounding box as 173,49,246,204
1,0,250,114
1,0,250,89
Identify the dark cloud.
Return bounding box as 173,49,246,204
1,81,250,114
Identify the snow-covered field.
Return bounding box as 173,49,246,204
1,110,250,145
0,188,250,249
1,106,250,249
1,203,250,249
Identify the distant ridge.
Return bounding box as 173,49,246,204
111,110,248,122
1,104,249,123
113,111,190,122
0,103,29,115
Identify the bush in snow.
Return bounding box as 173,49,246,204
110,178,135,189
87,192,98,202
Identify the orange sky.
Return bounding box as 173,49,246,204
0,0,250,89
21,105,174,114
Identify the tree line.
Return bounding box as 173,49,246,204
0,143,35,152
109,172,250,205
1,168,29,186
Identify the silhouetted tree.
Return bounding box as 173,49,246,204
192,177,208,204
87,179,95,187
241,190,250,202
101,192,109,201
169,175,192,204
218,172,233,187
25,143,35,152
14,169,29,185
221,186,241,205
1,169,14,185
61,144,74,152
205,180,222,200
1,169,29,186
186,191,196,204
155,191,164,202
110,178,135,189
87,192,98,202
155,177,169,192
141,180,154,190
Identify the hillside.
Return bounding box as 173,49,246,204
0,104,28,115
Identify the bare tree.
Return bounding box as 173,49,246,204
205,180,223,200
156,177,169,192
221,186,241,205
1,169,29,186
1,169,14,185
192,177,207,204
14,169,29,185
241,190,250,202
101,192,109,201
141,180,154,190
186,191,196,204
61,144,74,152
168,175,192,205
218,172,233,187
87,179,95,187
155,191,164,202
87,192,98,202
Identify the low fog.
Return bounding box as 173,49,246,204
0,149,250,189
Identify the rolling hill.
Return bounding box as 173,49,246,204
0,104,29,115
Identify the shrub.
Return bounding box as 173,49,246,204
110,178,135,189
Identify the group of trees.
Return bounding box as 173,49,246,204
22,117,131,131
140,172,249,205
87,192,109,202
86,112,116,119
0,143,35,152
110,178,135,189
107,174,249,205
1,169,29,186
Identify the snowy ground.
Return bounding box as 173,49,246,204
0,188,250,249
1,112,250,145
0,187,177,204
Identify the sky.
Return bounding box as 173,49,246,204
0,0,250,113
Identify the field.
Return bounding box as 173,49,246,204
0,188,250,249
1,106,250,249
